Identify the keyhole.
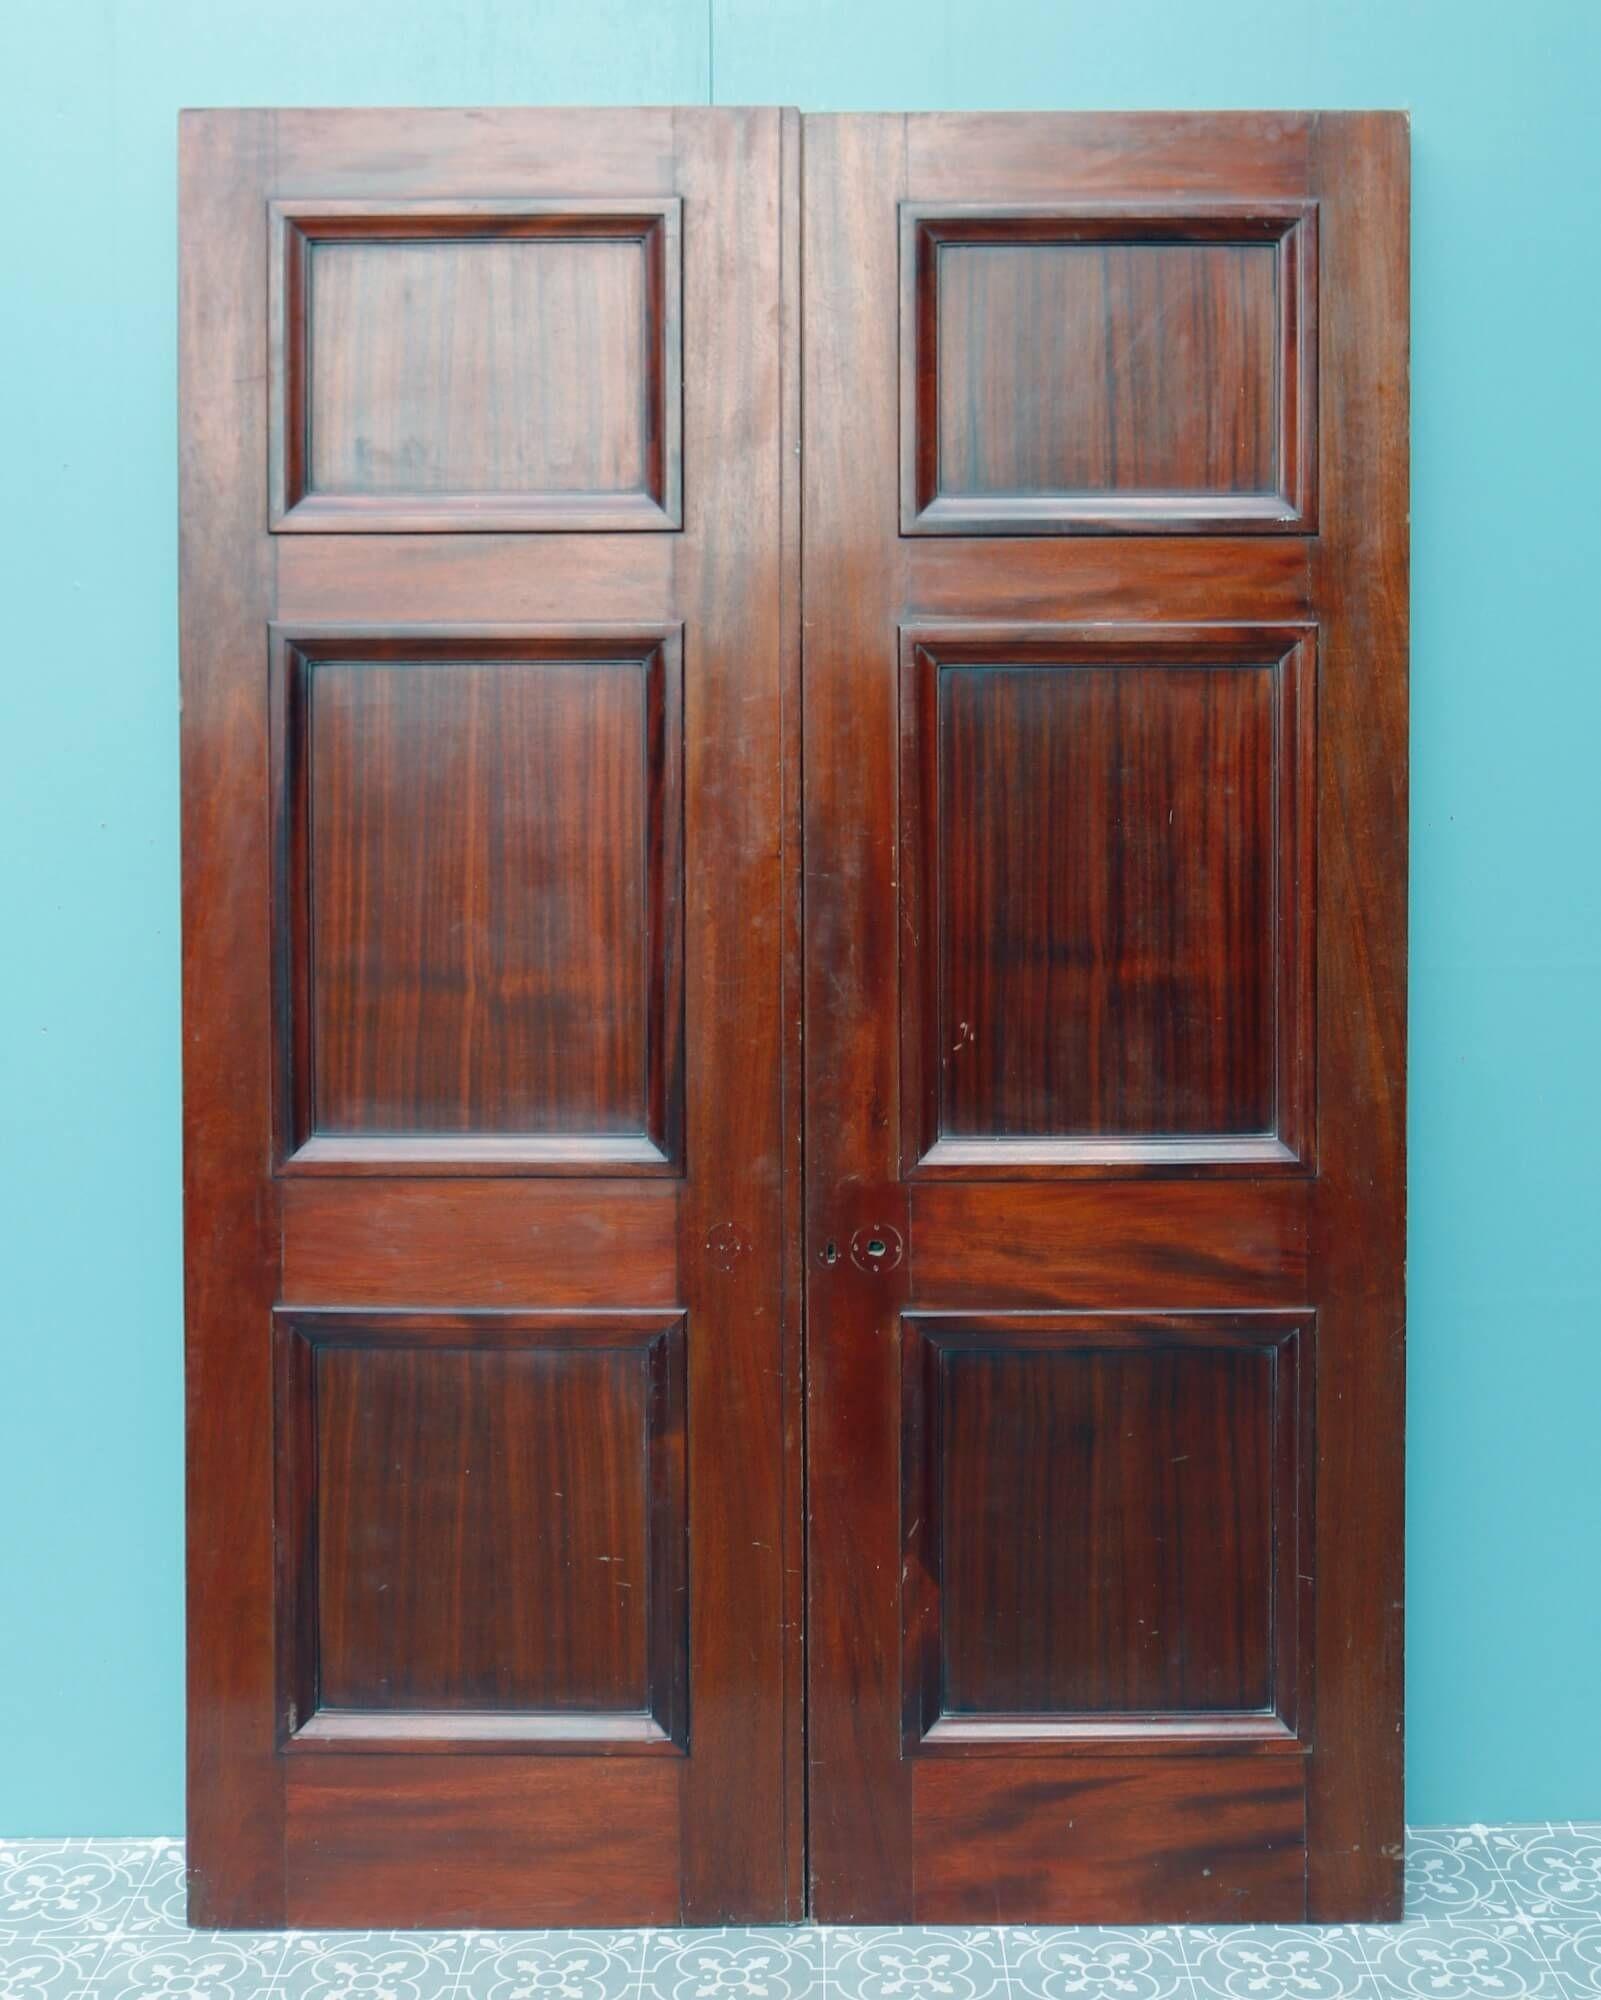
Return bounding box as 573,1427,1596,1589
822,1240,840,1266
849,1223,904,1273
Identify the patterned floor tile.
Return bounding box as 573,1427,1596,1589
274,1931,466,1998
459,1927,646,1999
1539,1920,1601,1997
1007,1924,1191,1999
116,1843,188,1937
641,1926,825,2000
1487,1826,1601,1918
0,1842,159,1936
92,1930,289,1996
825,1927,1005,2000
0,1935,113,1997
1359,1918,1563,1997
1407,1828,1518,1919
1181,1923,1376,1999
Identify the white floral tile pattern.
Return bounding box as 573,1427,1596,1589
1359,1918,1561,1997
1487,1828,1601,1919
1008,1923,1188,1998
643,1927,826,2000
0,1842,162,1937
1,1829,1599,1998
1405,1827,1517,1919
827,1928,1005,2000
1180,1922,1377,1998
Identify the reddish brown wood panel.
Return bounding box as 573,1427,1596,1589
902,1314,1308,1744
270,199,682,533
912,1757,1307,1922
900,623,1315,1175
910,1182,1312,1307
804,111,1406,1926
182,107,798,1930
276,1312,685,1749
273,626,682,1174
901,203,1316,533
284,1758,682,1928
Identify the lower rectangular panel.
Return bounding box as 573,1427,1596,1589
912,1756,1306,1922
285,1756,682,1927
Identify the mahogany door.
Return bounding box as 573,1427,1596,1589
803,114,1408,1922
180,108,802,1928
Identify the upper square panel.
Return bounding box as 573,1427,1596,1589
900,203,1317,534
269,199,682,532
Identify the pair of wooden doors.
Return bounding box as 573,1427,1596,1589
180,107,1408,1930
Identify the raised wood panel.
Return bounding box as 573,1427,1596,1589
901,623,1315,1176
912,1756,1307,1922
270,199,682,532
276,1310,687,1755
902,1314,1310,1755
901,204,1316,534
271,626,683,1175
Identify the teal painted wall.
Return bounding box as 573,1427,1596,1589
1,0,1596,1835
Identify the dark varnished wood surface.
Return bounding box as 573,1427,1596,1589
274,626,682,1171
912,1756,1306,1922
284,1757,681,1928
281,1314,685,1739
183,108,798,1928
900,623,1315,1173
804,112,1406,1924
908,1318,1296,1727
270,199,682,532
901,200,1315,533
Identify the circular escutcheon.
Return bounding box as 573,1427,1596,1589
849,1223,904,1274
704,1222,753,1274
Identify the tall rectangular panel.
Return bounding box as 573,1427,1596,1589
900,622,1315,1176
271,626,683,1175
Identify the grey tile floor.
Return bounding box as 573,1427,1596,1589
2,1825,1599,1997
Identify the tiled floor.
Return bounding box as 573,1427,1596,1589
2,1826,1599,1997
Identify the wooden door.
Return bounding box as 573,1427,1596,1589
803,114,1408,1923
180,108,802,1928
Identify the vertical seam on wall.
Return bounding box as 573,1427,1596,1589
707,0,715,104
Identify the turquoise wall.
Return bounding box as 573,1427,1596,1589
2,0,1597,1835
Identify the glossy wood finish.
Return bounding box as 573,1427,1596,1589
276,1311,686,1750
804,112,1407,1924
901,202,1316,533
273,626,682,1173
913,1756,1306,1922
270,199,682,532
900,623,1315,1174
182,108,799,1928
902,1314,1308,1745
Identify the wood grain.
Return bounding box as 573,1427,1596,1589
913,1756,1307,1922
284,1757,681,1927
272,627,682,1170
270,199,682,532
804,110,1404,1924
179,107,284,1929
184,107,798,1930
1303,110,1411,1924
